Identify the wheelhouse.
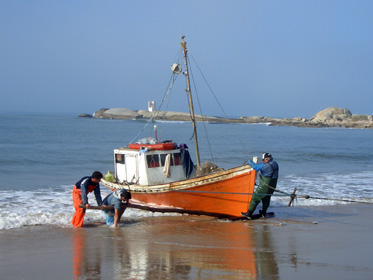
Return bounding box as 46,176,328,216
113,143,190,185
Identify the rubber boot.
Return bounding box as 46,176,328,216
241,211,253,220
259,210,266,218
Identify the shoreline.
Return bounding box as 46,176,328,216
80,107,373,129
1,204,373,279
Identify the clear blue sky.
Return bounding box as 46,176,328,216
1,1,372,118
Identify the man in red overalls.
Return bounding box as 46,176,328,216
71,171,103,227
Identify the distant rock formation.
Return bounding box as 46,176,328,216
307,107,372,128
93,108,226,122
78,113,93,118
311,107,352,121
85,107,373,129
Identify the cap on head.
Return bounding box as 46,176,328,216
262,153,272,160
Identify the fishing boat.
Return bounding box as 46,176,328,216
100,36,256,218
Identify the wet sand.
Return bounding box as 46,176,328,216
1,204,372,279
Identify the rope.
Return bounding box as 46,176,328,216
173,190,290,197
188,60,214,162
129,72,179,144
294,195,373,205
189,53,250,157
173,188,373,204
254,173,373,205
108,182,373,205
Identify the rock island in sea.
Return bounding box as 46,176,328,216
79,107,373,129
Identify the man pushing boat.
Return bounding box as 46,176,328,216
241,153,279,219
101,189,132,227
71,171,103,227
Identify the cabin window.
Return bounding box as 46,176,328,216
173,153,182,166
160,154,166,167
115,154,125,164
160,153,175,167
147,154,160,168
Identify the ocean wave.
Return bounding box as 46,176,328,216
0,186,176,230
1,170,372,230
273,170,373,206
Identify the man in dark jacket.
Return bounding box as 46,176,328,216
71,171,103,227
242,153,279,219
102,189,132,227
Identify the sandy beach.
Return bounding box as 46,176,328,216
1,204,372,279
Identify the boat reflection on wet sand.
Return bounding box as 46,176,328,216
72,216,279,279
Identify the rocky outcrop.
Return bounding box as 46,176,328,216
93,108,138,119
89,107,373,129
306,107,373,128
78,113,93,118
240,107,372,128
310,107,352,122
93,108,227,122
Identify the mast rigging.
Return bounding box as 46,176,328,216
181,35,201,168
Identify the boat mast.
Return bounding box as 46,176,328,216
181,36,201,168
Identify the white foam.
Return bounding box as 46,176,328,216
272,170,373,207
0,186,174,230
1,171,372,230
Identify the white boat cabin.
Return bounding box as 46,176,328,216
113,142,194,186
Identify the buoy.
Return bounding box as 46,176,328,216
128,142,177,150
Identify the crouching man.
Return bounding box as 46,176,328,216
102,189,131,227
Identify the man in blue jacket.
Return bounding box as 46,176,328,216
102,189,131,227
242,153,279,219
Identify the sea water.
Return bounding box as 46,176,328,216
0,113,372,230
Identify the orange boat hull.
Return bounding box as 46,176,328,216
103,165,256,218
